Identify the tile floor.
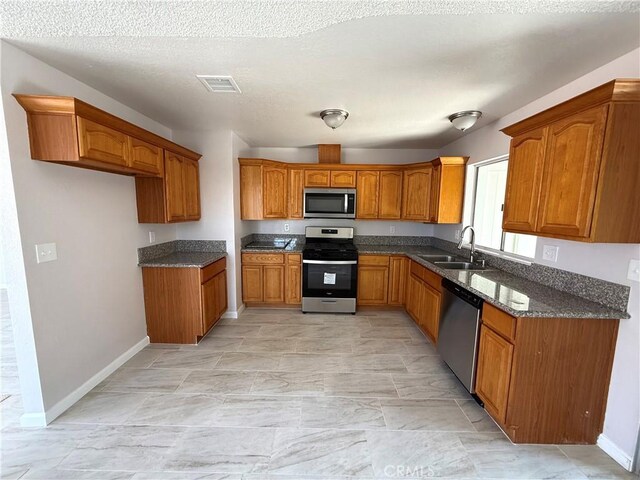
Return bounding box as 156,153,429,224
0,302,636,479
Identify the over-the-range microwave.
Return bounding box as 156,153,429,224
303,188,356,219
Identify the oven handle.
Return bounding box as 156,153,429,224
303,260,358,265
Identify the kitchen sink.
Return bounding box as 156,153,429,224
419,254,458,262
433,261,488,270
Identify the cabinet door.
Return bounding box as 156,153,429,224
77,117,129,166
285,255,302,305
202,275,219,334
357,265,389,305
242,265,263,303
502,128,547,233
289,169,304,219
388,256,407,306
428,165,441,222
128,137,163,176
331,170,356,188
263,166,288,218
356,171,380,219
475,326,514,425
402,167,432,220
421,283,441,343
215,270,228,318
263,265,285,303
536,106,608,238
379,171,403,219
165,152,186,221
240,164,263,220
406,274,424,323
304,170,331,187
183,158,201,220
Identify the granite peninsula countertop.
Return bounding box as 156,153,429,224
355,245,629,319
138,240,227,268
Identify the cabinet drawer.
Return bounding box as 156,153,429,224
359,255,390,266
201,257,227,284
410,261,442,291
242,253,285,265
482,303,517,342
286,253,302,264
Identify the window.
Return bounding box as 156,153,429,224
469,157,537,258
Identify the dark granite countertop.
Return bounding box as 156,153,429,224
358,245,629,319
241,239,304,253
138,251,227,268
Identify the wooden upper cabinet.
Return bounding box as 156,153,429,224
428,165,440,223
304,169,330,187
502,128,547,233
77,117,129,167
183,158,201,220
330,170,356,187
402,166,432,221
240,163,264,220
263,166,288,218
356,171,380,219
536,106,607,238
165,152,187,221
379,171,403,219
288,169,304,219
128,137,163,176
501,79,640,243
14,95,200,177
475,325,514,425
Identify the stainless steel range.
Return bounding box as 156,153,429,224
302,226,358,313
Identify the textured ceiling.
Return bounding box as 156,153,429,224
2,1,639,148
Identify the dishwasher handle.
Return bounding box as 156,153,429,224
442,279,483,309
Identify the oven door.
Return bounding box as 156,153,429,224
304,189,356,218
303,260,358,298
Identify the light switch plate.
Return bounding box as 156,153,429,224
542,245,559,262
35,243,57,264
149,231,156,244
390,225,396,234
284,223,290,232
628,259,640,282
455,229,461,240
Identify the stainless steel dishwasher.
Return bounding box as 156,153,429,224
437,278,484,393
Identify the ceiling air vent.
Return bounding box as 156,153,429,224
196,75,241,93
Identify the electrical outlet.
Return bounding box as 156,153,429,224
627,259,640,282
149,231,156,244
542,245,559,262
455,229,461,241
390,225,396,234
284,223,290,232
35,243,57,264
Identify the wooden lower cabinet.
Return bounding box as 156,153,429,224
475,304,620,444
475,325,513,424
420,282,441,342
142,257,227,344
242,253,300,305
405,261,442,343
357,265,389,305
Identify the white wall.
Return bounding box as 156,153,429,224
435,48,640,465
232,133,252,310
244,147,440,236
0,42,178,418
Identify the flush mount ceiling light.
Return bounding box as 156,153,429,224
320,109,349,129
448,110,482,131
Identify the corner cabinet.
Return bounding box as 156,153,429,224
501,79,640,243
136,151,201,223
142,257,227,344
239,157,467,223
14,94,202,224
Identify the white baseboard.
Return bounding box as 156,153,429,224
222,303,245,319
20,336,149,428
597,433,634,472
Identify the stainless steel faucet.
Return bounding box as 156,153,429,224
457,225,477,263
